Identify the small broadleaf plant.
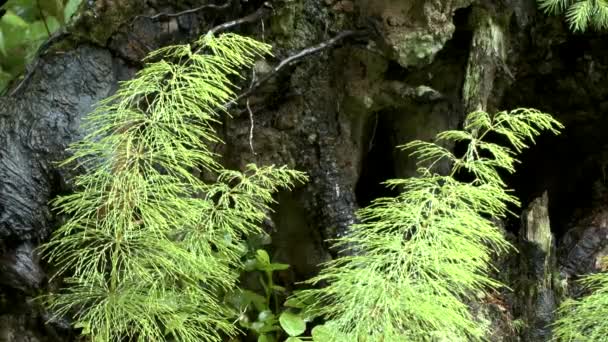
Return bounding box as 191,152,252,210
537,0,608,32
0,0,83,92
41,32,306,342
295,108,563,341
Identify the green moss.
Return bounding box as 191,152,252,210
69,0,144,46
271,1,299,37
462,7,511,112
387,29,453,68
355,49,389,82
270,0,323,51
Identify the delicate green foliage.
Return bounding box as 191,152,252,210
295,109,563,341
538,0,572,13
226,247,309,342
41,33,307,342
0,0,83,92
537,0,608,32
554,262,608,341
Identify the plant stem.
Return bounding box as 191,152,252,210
36,0,51,37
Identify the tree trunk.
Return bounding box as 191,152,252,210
2,0,608,340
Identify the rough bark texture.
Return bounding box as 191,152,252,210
517,192,557,341
0,45,121,342
2,0,608,340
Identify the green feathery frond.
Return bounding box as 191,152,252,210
593,0,608,29
566,0,594,31
553,261,608,341
538,0,573,14
41,32,307,342
537,0,608,32
295,108,562,341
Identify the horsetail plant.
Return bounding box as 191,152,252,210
296,109,563,341
553,257,608,341
41,32,306,342
538,0,608,32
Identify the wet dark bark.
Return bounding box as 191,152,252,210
0,45,121,342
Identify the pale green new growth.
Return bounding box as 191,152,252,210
297,109,562,341
41,33,306,342
538,0,608,32
554,260,608,341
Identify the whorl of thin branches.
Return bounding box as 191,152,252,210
41,32,306,342
538,0,608,32
295,108,563,341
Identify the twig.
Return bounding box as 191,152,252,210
208,2,273,36
368,113,379,152
135,0,231,21
191,3,272,56
247,99,256,154
247,69,257,155
228,29,367,108
36,0,51,37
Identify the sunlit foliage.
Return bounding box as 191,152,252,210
554,258,608,341
538,0,608,32
41,32,306,342
296,109,563,341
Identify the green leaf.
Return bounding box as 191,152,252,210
0,11,28,65
256,249,271,266
0,9,39,73
0,29,6,56
269,262,290,271
259,324,282,334
284,291,315,309
238,317,251,329
279,312,306,337
39,0,64,23
253,320,282,334
244,258,259,271
258,310,275,322
311,325,334,342
251,321,266,333
242,290,269,312
28,17,61,42
225,289,268,312
285,338,303,342
284,296,307,309
258,334,276,342
63,0,82,21
0,10,29,28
